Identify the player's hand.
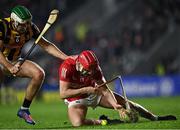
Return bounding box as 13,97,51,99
83,86,95,94
119,108,139,122
8,62,21,76
113,103,123,111
126,109,139,123
118,108,128,119
84,86,102,95
93,83,104,95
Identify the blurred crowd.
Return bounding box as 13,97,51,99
51,0,180,77
0,0,88,29
154,51,179,76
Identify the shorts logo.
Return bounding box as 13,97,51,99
75,100,80,103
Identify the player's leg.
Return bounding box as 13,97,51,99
128,98,176,121
113,92,177,121
15,60,45,125
68,104,87,127
68,104,102,127
98,89,132,123
100,91,176,121
99,90,157,121
113,92,158,121
16,60,45,101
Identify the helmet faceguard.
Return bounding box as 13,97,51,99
10,5,32,33
76,50,99,76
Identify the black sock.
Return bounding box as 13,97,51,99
158,115,177,121
22,98,32,108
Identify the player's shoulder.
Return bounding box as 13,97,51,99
0,17,10,40
59,58,76,74
0,17,10,22
4,17,11,22
0,17,10,28
59,58,77,79
61,58,76,69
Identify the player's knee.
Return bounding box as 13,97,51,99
33,69,45,81
71,119,84,127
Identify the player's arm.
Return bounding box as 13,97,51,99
0,21,13,71
38,37,68,60
96,77,123,110
95,66,123,110
59,80,96,99
59,64,97,99
0,41,19,74
31,23,68,60
0,41,11,68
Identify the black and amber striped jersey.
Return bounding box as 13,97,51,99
0,17,40,61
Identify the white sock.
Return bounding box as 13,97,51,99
21,106,29,110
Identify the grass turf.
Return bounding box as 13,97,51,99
0,96,180,129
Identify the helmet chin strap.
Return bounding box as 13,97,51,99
76,61,80,71
14,21,18,29
76,62,91,76
76,62,85,73
10,19,17,30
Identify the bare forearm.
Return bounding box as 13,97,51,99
100,77,119,107
45,42,67,60
102,87,120,107
60,87,90,99
39,38,68,60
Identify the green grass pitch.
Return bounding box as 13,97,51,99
0,96,180,129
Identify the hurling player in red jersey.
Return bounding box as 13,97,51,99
59,50,177,127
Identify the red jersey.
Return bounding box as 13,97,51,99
59,58,103,101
